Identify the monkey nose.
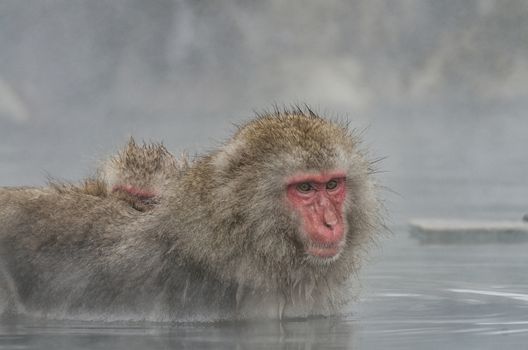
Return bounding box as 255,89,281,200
323,208,338,228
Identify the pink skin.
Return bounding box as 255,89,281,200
112,184,157,200
286,171,347,259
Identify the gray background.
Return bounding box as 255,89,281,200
1,0,527,223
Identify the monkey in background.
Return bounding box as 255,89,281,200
0,108,382,321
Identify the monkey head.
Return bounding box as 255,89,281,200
210,109,378,273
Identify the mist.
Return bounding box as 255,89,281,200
1,1,527,224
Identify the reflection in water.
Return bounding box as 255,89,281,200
0,317,357,350
449,289,528,303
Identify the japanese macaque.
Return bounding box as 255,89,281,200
0,109,381,321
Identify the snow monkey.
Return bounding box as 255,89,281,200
0,108,382,321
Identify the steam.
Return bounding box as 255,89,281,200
0,0,527,219
0,78,29,123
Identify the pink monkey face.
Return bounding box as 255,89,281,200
286,171,347,260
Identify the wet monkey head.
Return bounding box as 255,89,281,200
209,108,379,271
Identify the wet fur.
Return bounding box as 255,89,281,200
0,108,382,321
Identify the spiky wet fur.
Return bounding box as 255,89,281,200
0,109,381,321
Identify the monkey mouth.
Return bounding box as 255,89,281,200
306,242,343,259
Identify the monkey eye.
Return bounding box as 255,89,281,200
326,179,339,190
296,182,313,193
